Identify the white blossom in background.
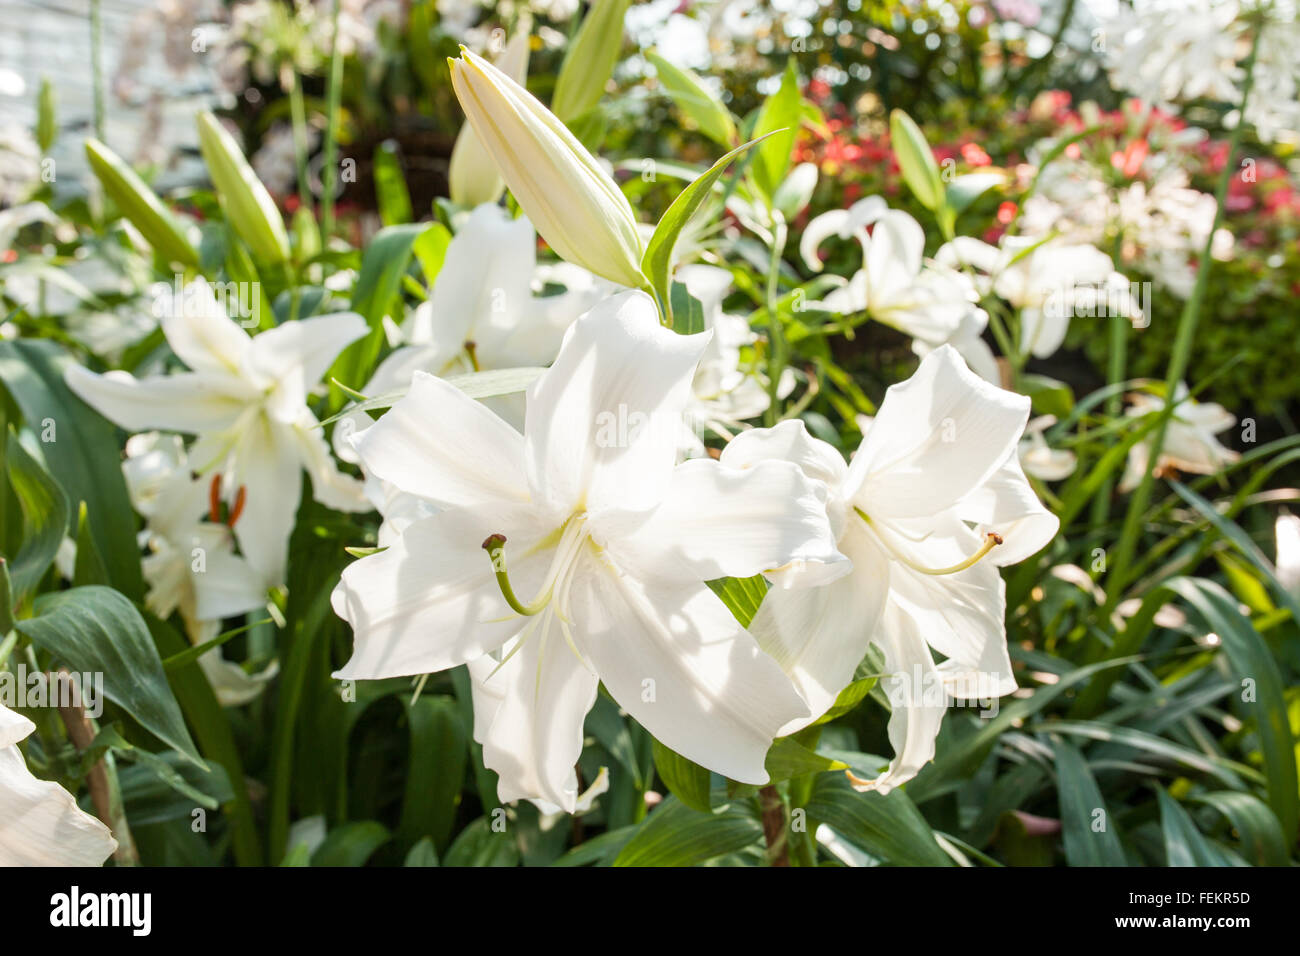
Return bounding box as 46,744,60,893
676,264,791,452
66,280,370,588
936,234,1135,359
1019,415,1078,482
1,704,118,866
1119,383,1241,492
803,202,999,381
1089,0,1246,106
122,433,277,707
332,291,847,810
725,347,1058,793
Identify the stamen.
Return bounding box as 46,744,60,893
228,486,247,527
208,474,222,523
856,507,1003,575
464,340,481,372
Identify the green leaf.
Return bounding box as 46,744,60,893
113,749,234,826
889,109,943,212
641,134,774,326
319,366,546,426
0,339,144,599
652,739,713,813
373,140,413,226
16,586,201,766
404,837,440,867
1052,739,1127,866
330,223,432,395
197,110,291,266
1191,791,1288,867
764,737,846,783
145,611,261,866
398,695,467,854
311,821,392,867
3,429,68,598
552,0,633,122
668,282,706,335
706,574,769,628
646,52,736,148
442,817,520,867
804,770,953,866
750,60,801,201
613,795,762,866
84,138,199,268
811,676,878,726
1020,373,1074,419
413,222,452,287
1163,577,1299,840
1157,789,1241,866
72,501,109,588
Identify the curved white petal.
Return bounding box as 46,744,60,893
749,523,890,732
354,370,530,509
333,505,550,679
190,526,268,621
799,209,850,272
607,458,847,585
228,416,304,588
0,706,117,866
247,312,367,418
719,418,849,492
65,366,253,434
159,280,254,377
957,452,1059,565
473,628,599,812
850,598,948,795
569,554,808,784
292,416,369,513
846,345,1030,519
865,210,925,307
197,649,279,708
524,290,708,520
884,538,1017,701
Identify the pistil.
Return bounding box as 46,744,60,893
856,507,1003,575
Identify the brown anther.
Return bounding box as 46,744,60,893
208,474,222,524
227,485,247,528
988,532,1004,546
482,533,507,551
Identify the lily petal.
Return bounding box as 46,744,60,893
846,345,1029,519
569,553,808,784
332,505,550,679
524,290,708,521
65,366,252,434
353,370,530,509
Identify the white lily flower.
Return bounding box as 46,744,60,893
806,204,996,381
1119,383,1240,492
1,703,117,866
1019,415,1077,482
122,433,276,707
449,48,647,289
332,290,847,810
65,280,370,587
723,346,1058,793
936,235,1132,359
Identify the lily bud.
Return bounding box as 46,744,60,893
448,30,531,208
448,48,647,289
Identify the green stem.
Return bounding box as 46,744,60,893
1102,23,1263,617
89,0,105,142
321,0,344,238
763,215,789,427
287,70,314,220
